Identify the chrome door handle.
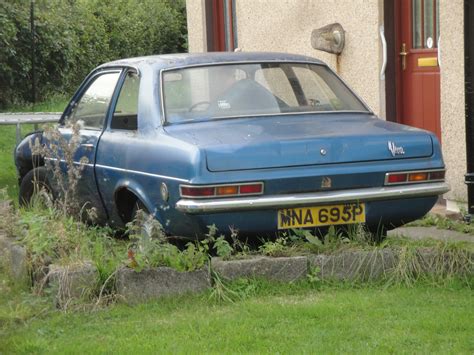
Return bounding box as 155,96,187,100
379,25,387,80
80,143,94,149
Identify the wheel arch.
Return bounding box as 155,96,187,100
15,131,45,183
114,183,156,224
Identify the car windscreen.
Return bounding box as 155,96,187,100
162,62,369,124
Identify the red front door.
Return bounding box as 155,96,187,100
397,0,441,141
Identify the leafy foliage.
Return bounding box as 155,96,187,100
0,0,187,108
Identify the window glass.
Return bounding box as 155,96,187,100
162,63,368,124
293,67,342,109
424,0,434,47
255,67,297,106
412,0,422,48
412,0,439,49
69,72,120,129
112,71,140,130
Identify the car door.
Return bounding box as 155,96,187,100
95,69,142,226
59,70,121,218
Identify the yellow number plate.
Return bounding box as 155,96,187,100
278,203,366,229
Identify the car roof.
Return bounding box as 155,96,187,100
98,51,325,70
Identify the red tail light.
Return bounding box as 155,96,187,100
239,183,263,194
429,170,445,181
180,182,264,199
387,173,407,184
180,186,215,197
385,169,445,185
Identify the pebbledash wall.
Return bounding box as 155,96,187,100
186,0,466,211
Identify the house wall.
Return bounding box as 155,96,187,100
187,0,385,116
186,0,207,53
439,0,466,209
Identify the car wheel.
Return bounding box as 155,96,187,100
19,167,54,207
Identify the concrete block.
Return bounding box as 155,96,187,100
411,248,473,276
48,261,98,307
212,256,308,282
0,200,13,218
116,266,211,303
10,244,29,281
308,249,398,281
0,234,29,284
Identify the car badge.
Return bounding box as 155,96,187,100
321,177,332,189
388,141,405,157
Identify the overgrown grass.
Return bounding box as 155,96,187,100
0,273,473,353
7,201,128,289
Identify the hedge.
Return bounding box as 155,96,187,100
0,0,187,108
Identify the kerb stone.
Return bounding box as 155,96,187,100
212,256,308,282
116,267,211,303
0,234,29,283
48,261,98,307
308,249,398,281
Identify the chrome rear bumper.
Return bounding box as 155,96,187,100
175,182,449,214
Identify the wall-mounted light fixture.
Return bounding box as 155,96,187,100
311,23,346,55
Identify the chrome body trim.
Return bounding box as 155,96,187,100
176,182,450,214
94,164,189,182
43,158,189,183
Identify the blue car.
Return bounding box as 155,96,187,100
15,52,449,238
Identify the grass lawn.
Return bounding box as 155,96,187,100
1,276,473,354
0,125,25,199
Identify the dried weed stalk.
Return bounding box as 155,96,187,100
30,122,89,217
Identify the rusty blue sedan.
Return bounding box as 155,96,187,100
15,52,449,238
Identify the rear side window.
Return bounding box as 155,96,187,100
69,72,121,129
112,71,140,130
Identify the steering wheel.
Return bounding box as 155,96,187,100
189,101,211,112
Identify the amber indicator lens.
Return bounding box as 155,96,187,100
429,171,445,180
180,186,215,197
240,184,263,194
387,173,407,184
408,172,428,182
216,186,239,196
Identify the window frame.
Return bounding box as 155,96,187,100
109,69,140,131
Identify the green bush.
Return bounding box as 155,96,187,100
0,0,187,108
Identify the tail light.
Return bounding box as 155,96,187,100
385,169,445,185
180,182,264,198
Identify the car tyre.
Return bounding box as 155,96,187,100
19,166,53,206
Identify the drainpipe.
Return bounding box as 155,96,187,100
464,1,474,216
223,0,237,51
